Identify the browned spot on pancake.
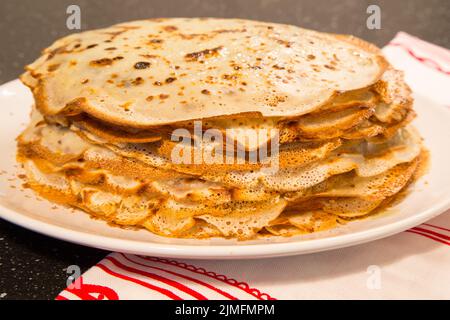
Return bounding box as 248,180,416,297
47,64,60,72
132,77,145,85
272,64,285,70
90,58,113,66
165,77,177,84
179,28,246,40
102,25,141,40
222,73,240,81
185,46,223,62
201,89,211,95
46,44,70,60
120,101,133,111
159,94,170,100
62,97,87,115
275,38,292,48
162,25,178,32
311,64,321,72
214,28,246,34
140,54,158,59
264,94,287,107
134,61,151,69
179,33,208,40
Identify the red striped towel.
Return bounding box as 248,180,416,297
57,33,450,300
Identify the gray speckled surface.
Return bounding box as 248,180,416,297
0,0,449,300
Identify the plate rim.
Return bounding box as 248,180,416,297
1,78,450,260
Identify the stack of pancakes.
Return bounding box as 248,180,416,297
17,18,425,239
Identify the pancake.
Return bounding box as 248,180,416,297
19,109,420,185
265,211,345,236
17,111,424,239
16,18,427,240
38,69,409,151
22,150,420,239
22,18,387,128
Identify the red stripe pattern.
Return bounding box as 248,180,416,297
57,253,275,300
140,256,276,300
97,263,181,300
406,224,450,246
120,254,238,300
388,42,450,76
423,223,450,233
105,256,206,299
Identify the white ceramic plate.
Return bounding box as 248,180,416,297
1,79,450,259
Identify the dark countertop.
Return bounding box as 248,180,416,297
0,0,449,300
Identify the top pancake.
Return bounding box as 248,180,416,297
21,18,388,128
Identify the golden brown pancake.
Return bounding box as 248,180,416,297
16,18,426,240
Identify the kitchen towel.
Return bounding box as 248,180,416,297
57,32,450,300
